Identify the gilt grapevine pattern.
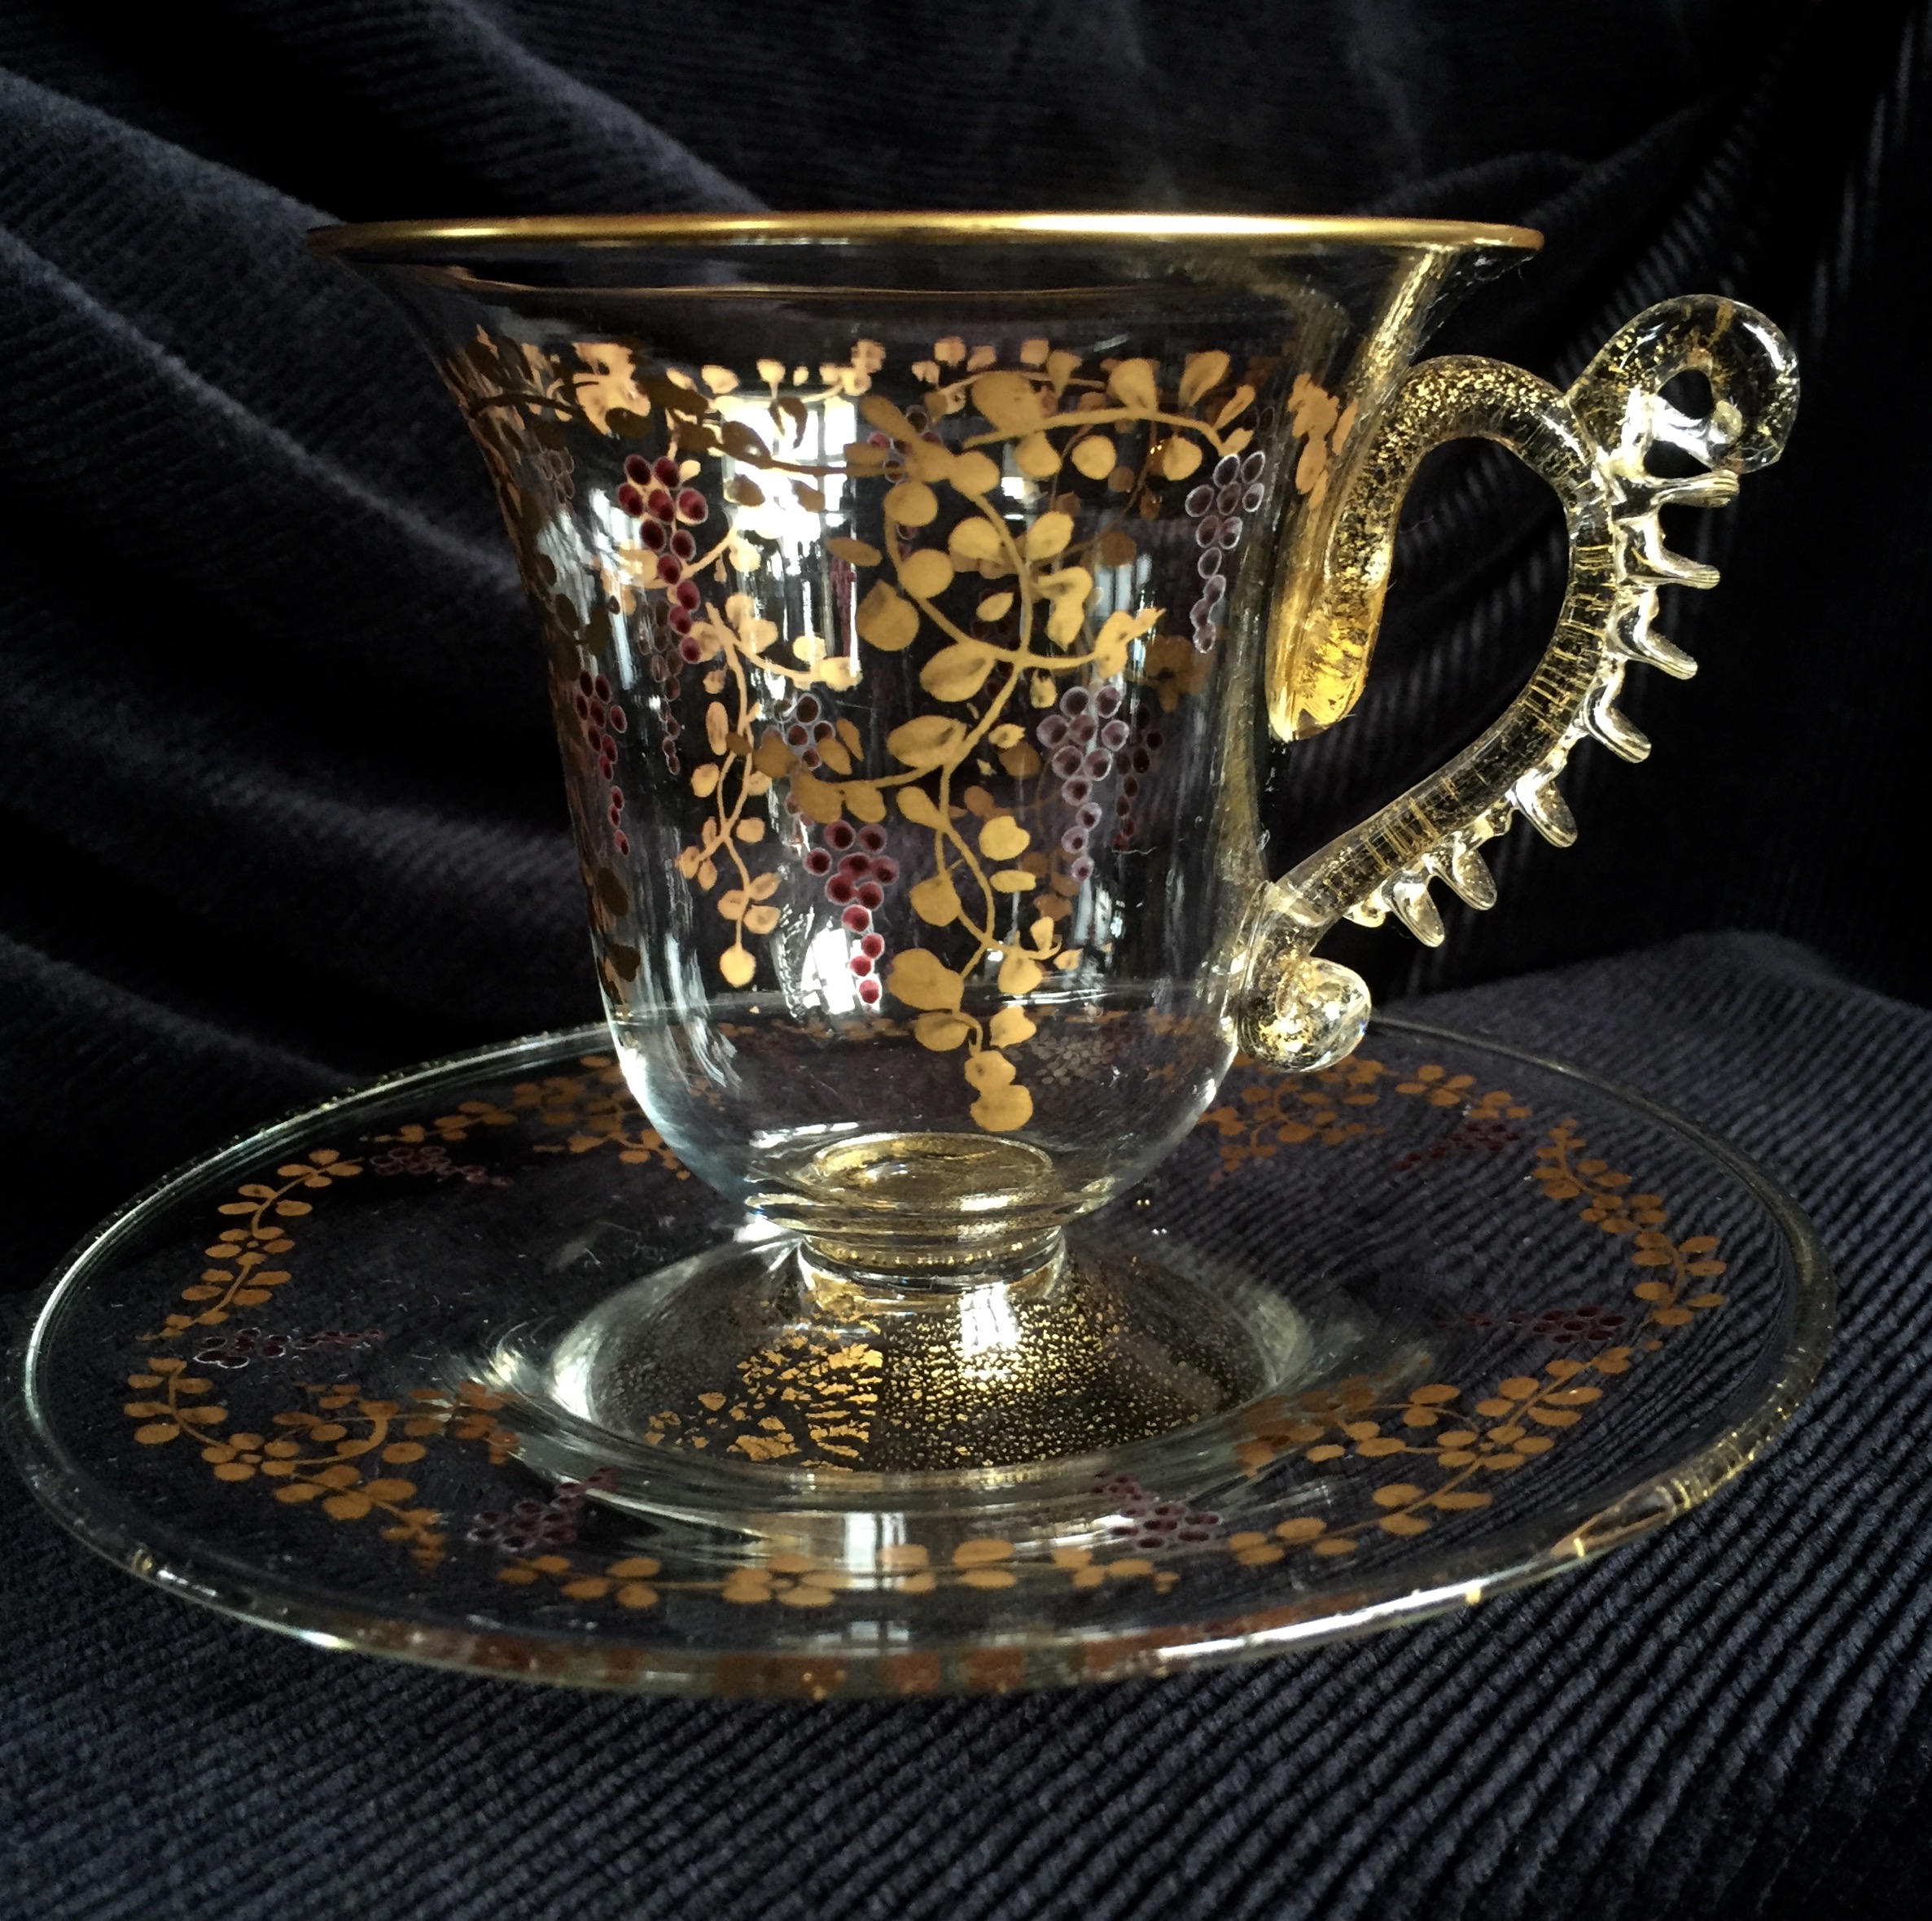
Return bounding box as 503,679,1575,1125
443,327,1348,1133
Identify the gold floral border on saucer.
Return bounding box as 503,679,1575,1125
120,1047,1734,1616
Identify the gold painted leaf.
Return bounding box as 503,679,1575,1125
1160,436,1203,480
988,1004,1036,1046
919,642,998,703
1092,605,1160,676
1025,512,1073,562
948,518,1008,564
1106,465,1135,493
743,904,781,935
735,818,765,842
1214,384,1257,428
700,363,740,394
843,441,889,475
859,394,920,441
934,336,967,366
885,480,938,527
887,713,967,769
725,476,764,507
1106,358,1159,412
909,872,962,927
998,950,1045,995
790,770,843,823
896,787,944,827
903,437,956,483
717,889,747,922
724,591,778,651
773,397,809,445
971,1081,1034,1132
900,549,955,599
856,581,920,651
754,730,798,777
1097,527,1138,568
963,1050,1016,1091
1038,566,1094,644
1178,350,1229,406
829,536,882,568
757,357,786,386
887,949,965,1011
913,1011,973,1051
978,592,1014,621
972,371,1045,436
747,871,781,900
1054,948,1084,971
1015,432,1062,478
718,946,757,987
988,869,1034,892
720,421,771,464
845,783,887,822
1018,337,1049,367
999,743,1042,777
1071,436,1116,480
979,815,1030,860
792,482,826,512
1221,426,1255,455
816,735,852,776
690,764,720,797
988,721,1023,748
704,702,729,755
948,450,1002,496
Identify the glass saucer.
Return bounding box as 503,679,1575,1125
3,1019,1830,1700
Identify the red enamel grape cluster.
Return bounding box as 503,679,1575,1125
777,691,837,770
1184,450,1267,651
616,454,712,663
572,668,633,855
191,1326,383,1371
1089,1471,1222,1552
1430,1303,1629,1345
1036,683,1165,862
802,818,899,1006
467,1468,616,1556
369,1142,510,1186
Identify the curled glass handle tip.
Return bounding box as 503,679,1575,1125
1241,295,1799,1072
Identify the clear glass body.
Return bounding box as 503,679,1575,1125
357,228,1511,1257
338,218,1794,1278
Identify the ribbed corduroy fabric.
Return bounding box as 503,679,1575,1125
4,932,1930,1919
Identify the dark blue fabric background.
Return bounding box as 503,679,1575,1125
4,3,1930,1912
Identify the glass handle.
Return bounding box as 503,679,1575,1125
1240,296,1799,1070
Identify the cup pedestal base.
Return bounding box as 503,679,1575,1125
484,1221,1309,1544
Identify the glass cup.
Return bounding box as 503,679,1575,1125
317,214,1795,1494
